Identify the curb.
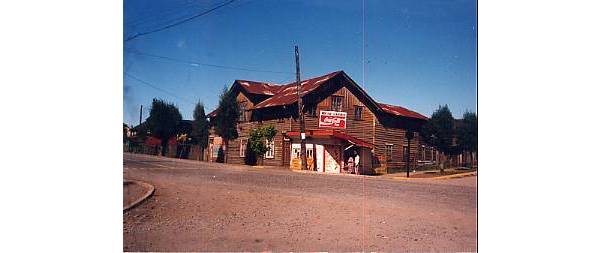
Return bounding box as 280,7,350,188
432,171,477,180
389,171,477,181
291,169,357,177
123,179,155,212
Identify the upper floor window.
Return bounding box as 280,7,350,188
306,105,317,117
265,139,275,158
354,106,363,120
331,96,343,111
238,102,246,122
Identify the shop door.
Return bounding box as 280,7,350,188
283,140,290,166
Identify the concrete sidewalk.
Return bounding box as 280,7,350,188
383,168,477,180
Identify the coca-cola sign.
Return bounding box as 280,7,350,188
319,110,347,129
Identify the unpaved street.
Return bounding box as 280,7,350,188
123,153,476,252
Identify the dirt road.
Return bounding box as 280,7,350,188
123,153,476,252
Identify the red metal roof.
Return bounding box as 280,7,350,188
378,103,428,120
209,71,428,121
207,109,218,118
236,80,284,96
252,71,342,109
285,129,374,149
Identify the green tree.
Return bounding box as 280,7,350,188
420,105,455,173
123,123,129,144
146,98,182,156
191,101,210,160
246,125,277,165
212,86,240,162
456,111,477,168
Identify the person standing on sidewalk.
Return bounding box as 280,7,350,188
354,151,360,175
347,156,354,174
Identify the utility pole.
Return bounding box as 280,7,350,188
406,131,414,177
295,46,308,171
139,105,143,125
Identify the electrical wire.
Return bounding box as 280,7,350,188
125,49,294,74
124,72,196,105
124,0,237,42
125,0,206,28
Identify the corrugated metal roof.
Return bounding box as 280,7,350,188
207,109,217,117
378,103,428,120
252,71,342,109
209,70,428,121
236,80,284,96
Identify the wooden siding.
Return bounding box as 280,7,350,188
209,76,429,174
286,85,424,172
291,86,375,145
373,121,421,170
236,92,253,122
221,92,292,166
224,118,291,166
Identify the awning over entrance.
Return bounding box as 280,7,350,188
285,129,374,149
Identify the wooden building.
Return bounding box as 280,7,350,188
207,70,433,174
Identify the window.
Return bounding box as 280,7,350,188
239,138,247,157
265,139,275,158
354,106,363,120
385,144,394,162
292,147,300,158
238,102,246,121
307,149,313,159
403,145,409,162
306,105,317,117
331,96,343,111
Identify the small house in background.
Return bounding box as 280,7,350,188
127,120,196,158
207,70,438,174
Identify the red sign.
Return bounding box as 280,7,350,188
319,110,347,129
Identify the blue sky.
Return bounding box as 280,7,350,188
123,0,476,126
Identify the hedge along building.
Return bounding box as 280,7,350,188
207,70,432,174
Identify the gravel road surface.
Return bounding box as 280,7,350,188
123,153,476,252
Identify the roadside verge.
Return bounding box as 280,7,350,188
123,179,155,212
387,171,477,181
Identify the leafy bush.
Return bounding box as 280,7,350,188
244,143,257,165
216,146,225,163
246,125,277,165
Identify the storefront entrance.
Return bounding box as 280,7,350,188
285,130,373,174
290,143,324,171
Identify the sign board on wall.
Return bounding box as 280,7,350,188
318,110,347,129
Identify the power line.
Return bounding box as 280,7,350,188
124,72,196,105
125,0,205,27
125,49,293,74
124,0,237,42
